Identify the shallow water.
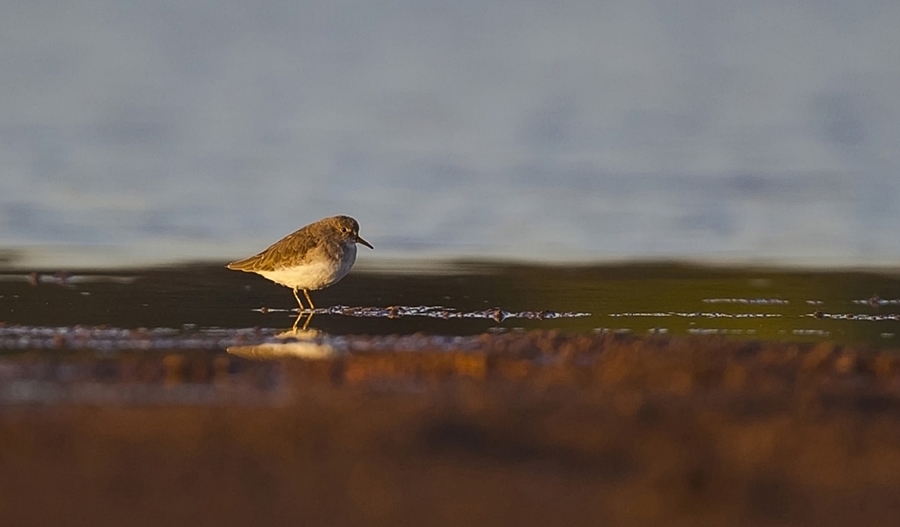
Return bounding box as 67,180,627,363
1,262,900,352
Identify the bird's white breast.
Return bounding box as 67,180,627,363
258,243,357,290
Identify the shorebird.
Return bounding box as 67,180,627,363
227,215,373,328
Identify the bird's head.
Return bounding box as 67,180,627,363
328,215,373,249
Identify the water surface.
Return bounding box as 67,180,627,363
2,262,899,352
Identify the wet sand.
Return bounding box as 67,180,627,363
3,331,900,526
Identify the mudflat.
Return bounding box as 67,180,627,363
2,331,900,526
2,263,900,525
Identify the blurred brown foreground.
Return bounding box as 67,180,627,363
3,331,900,526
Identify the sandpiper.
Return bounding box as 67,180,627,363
227,216,373,326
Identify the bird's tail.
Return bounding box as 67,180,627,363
226,255,261,271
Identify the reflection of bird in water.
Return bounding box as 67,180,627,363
292,310,316,331
226,215,373,330
226,329,343,360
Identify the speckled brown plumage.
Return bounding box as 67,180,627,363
227,216,368,272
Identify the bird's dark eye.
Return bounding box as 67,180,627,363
340,227,349,233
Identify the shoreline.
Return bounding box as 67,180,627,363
3,245,900,274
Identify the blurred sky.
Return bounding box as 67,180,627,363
1,0,899,267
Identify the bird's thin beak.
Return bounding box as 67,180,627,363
356,235,374,249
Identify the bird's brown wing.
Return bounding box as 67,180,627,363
226,226,320,272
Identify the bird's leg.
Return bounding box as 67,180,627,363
292,288,305,312
291,312,303,331
303,289,315,311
